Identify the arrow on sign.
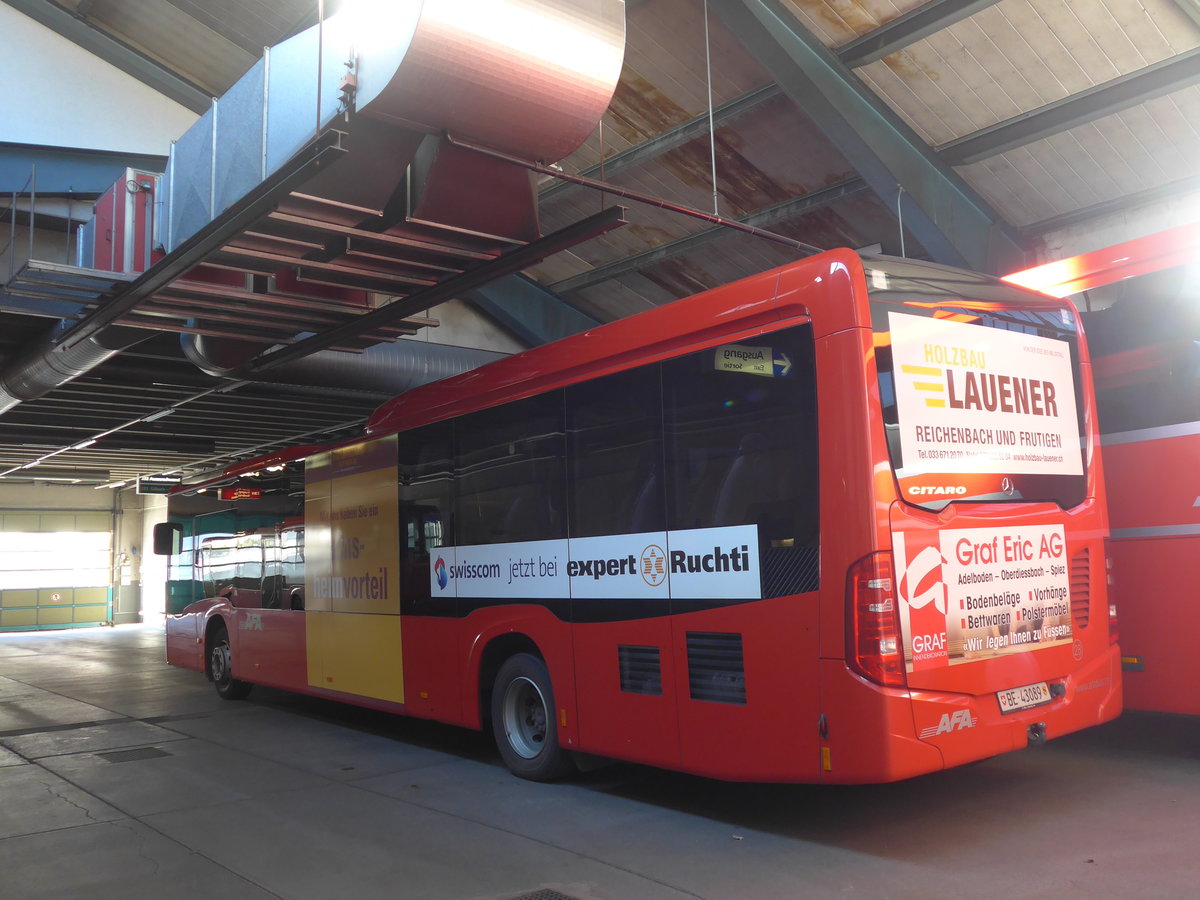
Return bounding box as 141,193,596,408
773,352,793,376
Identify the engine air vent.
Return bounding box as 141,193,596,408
618,645,662,696
686,632,746,705
1070,548,1090,629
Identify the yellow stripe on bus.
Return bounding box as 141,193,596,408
901,364,942,376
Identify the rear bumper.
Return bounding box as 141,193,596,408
819,645,1121,783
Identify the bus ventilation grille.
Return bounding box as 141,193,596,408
618,645,662,695
686,632,746,705
1070,548,1090,629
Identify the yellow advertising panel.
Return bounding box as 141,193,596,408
304,611,405,704
304,436,403,703
304,451,334,615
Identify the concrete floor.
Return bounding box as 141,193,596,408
0,625,1197,900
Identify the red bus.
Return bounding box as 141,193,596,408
1086,289,1200,714
156,248,1120,783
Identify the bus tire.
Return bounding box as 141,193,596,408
490,653,574,781
209,622,252,701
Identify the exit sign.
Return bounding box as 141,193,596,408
136,475,182,495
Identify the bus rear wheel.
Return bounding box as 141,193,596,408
209,622,252,700
491,653,574,781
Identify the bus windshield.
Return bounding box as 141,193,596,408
866,257,1087,512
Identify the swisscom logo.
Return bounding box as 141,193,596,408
434,557,448,590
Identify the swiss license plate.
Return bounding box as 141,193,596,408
997,681,1052,713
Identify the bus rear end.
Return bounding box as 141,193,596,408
819,256,1121,782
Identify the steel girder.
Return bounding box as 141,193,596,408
712,0,1029,274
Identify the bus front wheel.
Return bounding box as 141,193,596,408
209,623,252,701
491,653,574,781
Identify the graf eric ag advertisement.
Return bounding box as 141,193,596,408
893,523,1073,673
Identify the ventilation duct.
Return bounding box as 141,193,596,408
0,0,625,413
180,333,507,396
0,325,145,415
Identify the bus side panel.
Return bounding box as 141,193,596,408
400,616,468,726
165,609,205,672
811,324,884,670
1110,535,1200,714
670,594,821,782
233,608,308,691
1104,434,1200,713
818,660,942,784
572,618,682,771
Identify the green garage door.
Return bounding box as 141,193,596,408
0,512,113,631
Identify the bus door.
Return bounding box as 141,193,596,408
238,529,308,691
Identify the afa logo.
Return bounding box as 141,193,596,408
434,557,449,590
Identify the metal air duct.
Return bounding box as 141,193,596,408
180,332,507,395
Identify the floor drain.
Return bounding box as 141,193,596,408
97,747,171,763
508,892,581,900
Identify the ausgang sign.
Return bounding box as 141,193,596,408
713,343,793,377
136,475,182,495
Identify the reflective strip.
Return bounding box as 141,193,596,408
1101,421,1200,446
1110,524,1200,539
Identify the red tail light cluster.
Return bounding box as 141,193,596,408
846,552,907,687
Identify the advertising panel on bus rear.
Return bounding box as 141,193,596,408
892,522,1073,673
889,311,1082,482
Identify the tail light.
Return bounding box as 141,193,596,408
1106,555,1119,645
846,551,906,687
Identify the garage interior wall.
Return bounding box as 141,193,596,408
0,482,144,630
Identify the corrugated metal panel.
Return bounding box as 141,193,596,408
854,0,1200,145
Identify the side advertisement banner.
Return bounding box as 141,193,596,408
889,312,1082,477
893,523,1073,672
431,524,760,601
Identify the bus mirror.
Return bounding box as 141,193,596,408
152,522,183,556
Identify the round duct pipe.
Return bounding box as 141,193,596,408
0,324,149,416
180,333,508,395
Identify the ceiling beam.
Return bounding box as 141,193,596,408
549,177,868,296
543,0,999,204
1,0,212,113
239,205,627,377
836,0,1002,68
939,47,1200,165
540,85,782,203
465,274,599,346
712,0,1027,273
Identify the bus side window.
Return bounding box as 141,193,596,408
399,421,454,606
281,527,304,610
260,534,282,610
566,365,665,538
199,535,238,600
454,392,566,546
662,323,820,597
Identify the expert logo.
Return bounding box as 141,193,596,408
640,544,667,587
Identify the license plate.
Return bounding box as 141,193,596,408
997,681,1052,713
